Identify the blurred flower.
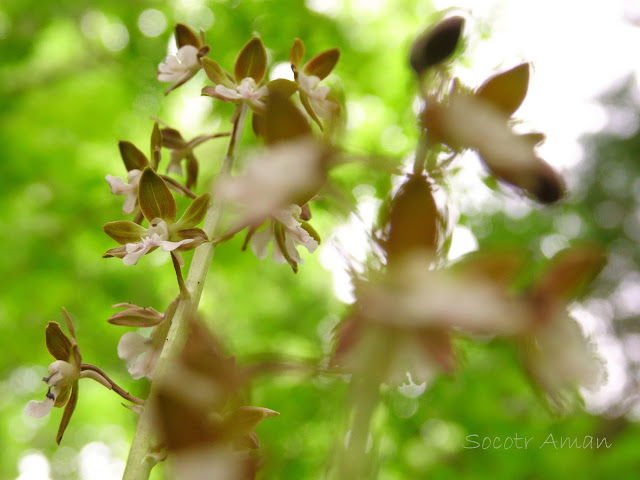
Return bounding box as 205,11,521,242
297,72,335,118
105,169,142,214
118,331,160,380
214,77,268,111
154,322,278,479
422,94,564,203
251,205,319,270
216,137,325,225
158,45,200,83
333,252,529,384
520,246,606,410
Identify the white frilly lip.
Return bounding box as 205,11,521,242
158,45,200,83
117,331,158,380
214,77,268,110
105,169,142,215
24,394,55,418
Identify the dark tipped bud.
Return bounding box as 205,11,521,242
531,159,565,204
410,16,465,75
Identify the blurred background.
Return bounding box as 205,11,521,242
3,0,640,478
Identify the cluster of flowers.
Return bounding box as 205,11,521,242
24,15,607,479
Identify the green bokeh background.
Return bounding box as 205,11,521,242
2,0,640,479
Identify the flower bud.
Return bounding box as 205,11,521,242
383,175,441,264
410,16,465,75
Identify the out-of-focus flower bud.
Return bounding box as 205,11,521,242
381,174,441,265
410,16,465,75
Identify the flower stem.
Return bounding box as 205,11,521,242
122,103,249,480
81,363,145,405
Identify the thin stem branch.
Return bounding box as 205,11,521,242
122,103,249,480
160,175,198,199
81,363,145,405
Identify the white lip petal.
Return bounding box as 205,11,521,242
117,331,151,365
176,45,199,66
250,227,273,260
159,238,193,252
24,396,55,418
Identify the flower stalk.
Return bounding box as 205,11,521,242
122,103,249,480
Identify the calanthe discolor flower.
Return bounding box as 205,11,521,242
123,219,193,266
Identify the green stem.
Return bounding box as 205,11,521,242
122,103,249,480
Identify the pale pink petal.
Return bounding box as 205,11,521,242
158,72,182,82
250,227,273,260
122,193,137,215
176,45,199,66
214,84,243,101
24,396,55,418
123,242,152,266
282,231,303,264
159,238,194,252
118,331,150,365
298,72,320,92
105,174,128,194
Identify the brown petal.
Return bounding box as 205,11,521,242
56,381,78,444
289,38,305,67
138,167,177,223
234,36,267,84
176,193,211,230
60,307,77,341
202,57,235,87
262,92,311,145
108,307,164,327
119,141,149,172
103,221,147,245
383,175,440,264
160,127,187,150
151,122,162,170
303,48,340,80
175,23,202,49
534,246,606,302
410,16,465,75
476,63,530,116
46,322,72,361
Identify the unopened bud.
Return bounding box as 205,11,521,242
410,16,465,75
383,175,440,263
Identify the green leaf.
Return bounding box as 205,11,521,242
303,48,340,80
476,63,530,116
103,221,147,245
234,37,267,83
138,167,177,222
118,141,149,172
176,193,210,230
45,321,72,361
